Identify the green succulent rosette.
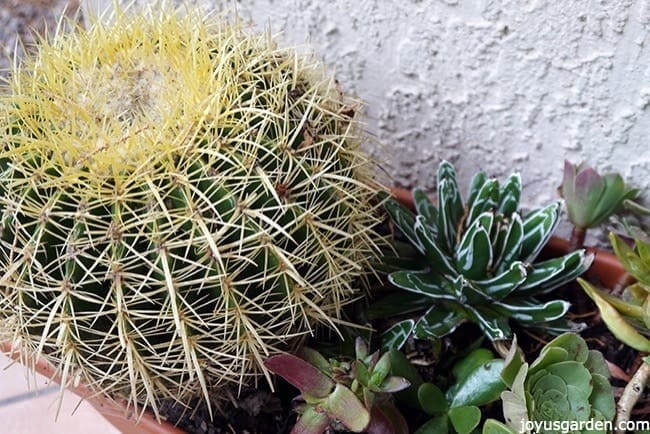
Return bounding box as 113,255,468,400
497,333,615,434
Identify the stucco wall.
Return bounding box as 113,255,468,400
86,0,650,209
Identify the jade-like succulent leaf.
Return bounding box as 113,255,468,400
448,359,506,408
452,348,496,382
449,405,482,434
379,376,411,394
437,162,464,252
417,382,448,415
414,415,448,434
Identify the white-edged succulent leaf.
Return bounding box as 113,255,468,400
497,173,521,216
415,305,466,339
413,188,438,228
466,171,488,213
466,178,499,224
493,214,524,275
519,250,593,294
473,262,528,300
414,216,456,277
456,212,494,280
385,198,422,251
380,319,416,352
389,270,454,300
520,201,562,262
464,305,512,341
437,162,464,252
493,299,571,323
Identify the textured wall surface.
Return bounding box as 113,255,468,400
66,1,650,208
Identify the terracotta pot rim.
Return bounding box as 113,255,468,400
0,341,184,434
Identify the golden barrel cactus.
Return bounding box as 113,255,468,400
0,7,384,415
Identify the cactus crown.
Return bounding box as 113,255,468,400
380,161,592,348
0,7,384,416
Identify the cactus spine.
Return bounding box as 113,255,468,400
0,7,384,416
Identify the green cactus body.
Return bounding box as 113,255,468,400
0,8,384,414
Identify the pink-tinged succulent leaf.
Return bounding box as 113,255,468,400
373,403,410,434
297,347,331,372
570,166,604,227
291,406,330,434
560,160,577,203
265,354,333,398
326,384,370,432
355,336,369,360
379,376,411,393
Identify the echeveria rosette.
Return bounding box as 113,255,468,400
378,161,592,349
493,333,615,434
560,161,637,250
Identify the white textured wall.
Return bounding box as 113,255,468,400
89,0,649,208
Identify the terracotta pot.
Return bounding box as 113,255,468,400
388,187,632,288
0,341,184,434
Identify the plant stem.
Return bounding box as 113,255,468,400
568,226,587,251
615,360,650,433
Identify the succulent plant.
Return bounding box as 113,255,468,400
389,347,505,434
0,8,385,415
378,161,591,348
264,337,410,434
559,161,636,249
579,233,650,352
491,333,615,434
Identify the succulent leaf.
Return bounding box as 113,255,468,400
264,354,334,399
292,406,331,434
497,173,522,216
560,161,636,229
326,384,370,432
414,305,466,339
448,405,482,434
380,319,416,351
413,188,438,228
520,201,562,262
